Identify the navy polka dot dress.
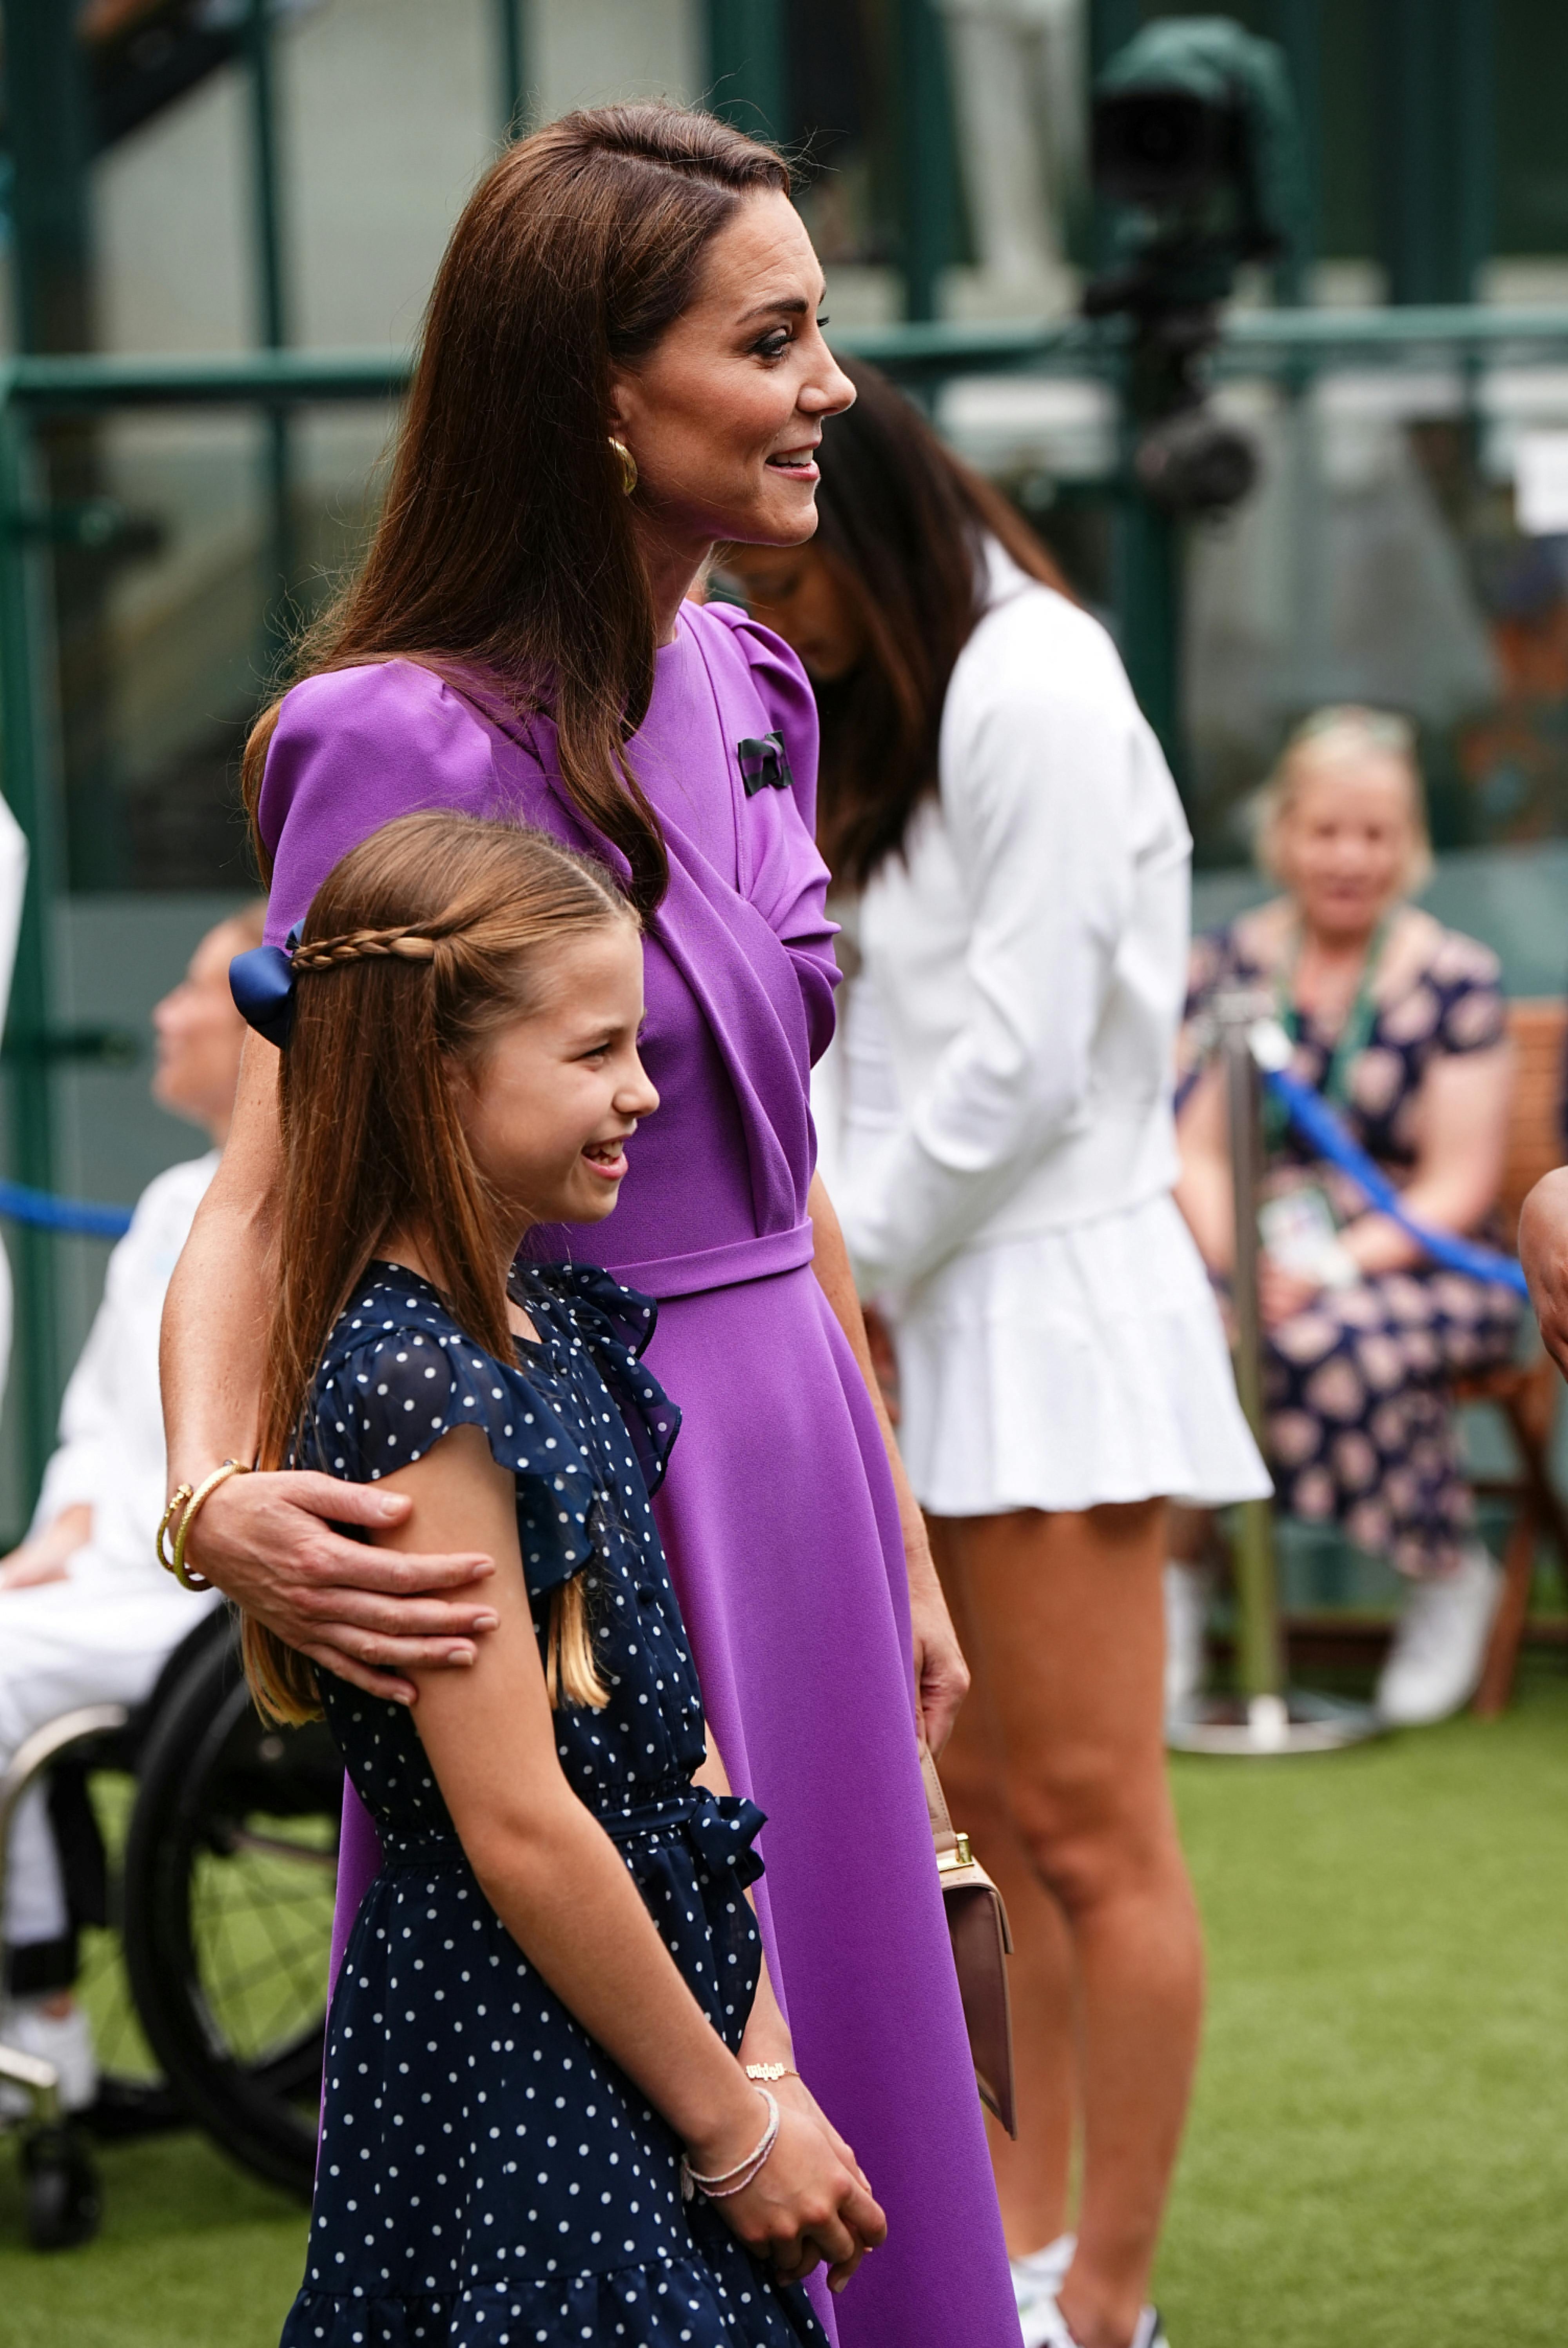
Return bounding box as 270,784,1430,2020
280,1261,826,2348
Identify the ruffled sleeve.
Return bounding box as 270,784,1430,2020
258,660,502,945
701,603,840,1067
519,1265,681,1499
307,1321,601,1596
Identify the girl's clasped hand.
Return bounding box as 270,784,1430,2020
238,811,882,2347
689,2088,883,2289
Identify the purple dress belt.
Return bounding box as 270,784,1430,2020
613,1219,815,1301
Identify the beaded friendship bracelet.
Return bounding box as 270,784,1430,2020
680,2088,780,2204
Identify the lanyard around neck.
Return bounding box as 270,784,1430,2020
1276,914,1390,1115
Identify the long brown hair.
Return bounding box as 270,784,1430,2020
245,810,636,1725
804,356,1071,890
241,104,792,919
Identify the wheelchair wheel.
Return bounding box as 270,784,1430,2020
122,1625,340,2198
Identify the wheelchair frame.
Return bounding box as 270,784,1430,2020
0,1612,339,2246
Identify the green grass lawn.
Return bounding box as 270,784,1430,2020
2,1670,1565,2346
1159,1662,1568,2346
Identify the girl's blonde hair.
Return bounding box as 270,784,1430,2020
245,810,637,1726
1251,705,1434,898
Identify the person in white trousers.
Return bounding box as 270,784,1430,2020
0,901,264,2111
723,360,1268,2348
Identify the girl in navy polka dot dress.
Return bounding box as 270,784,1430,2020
230,812,884,2348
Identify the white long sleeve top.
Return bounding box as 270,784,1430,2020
835,545,1192,1293
31,1152,218,1589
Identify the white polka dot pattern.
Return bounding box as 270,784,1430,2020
280,1263,823,2348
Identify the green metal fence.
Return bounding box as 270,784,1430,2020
7,300,1568,1503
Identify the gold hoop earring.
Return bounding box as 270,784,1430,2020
608,436,638,496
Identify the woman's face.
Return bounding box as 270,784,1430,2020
1278,752,1417,941
457,922,659,1235
152,916,253,1143
717,543,868,680
610,191,855,559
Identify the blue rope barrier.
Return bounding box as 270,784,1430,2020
0,1181,132,1239
1263,1064,1530,1300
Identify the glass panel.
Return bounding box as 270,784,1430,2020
69,398,399,893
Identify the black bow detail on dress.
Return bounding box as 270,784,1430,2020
736,731,793,797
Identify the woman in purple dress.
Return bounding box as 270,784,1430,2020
160,104,1016,2348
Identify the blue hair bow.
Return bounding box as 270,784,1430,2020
230,927,300,1049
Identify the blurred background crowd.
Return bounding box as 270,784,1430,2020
0,4,1566,2344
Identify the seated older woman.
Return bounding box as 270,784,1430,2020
1174,706,1519,1726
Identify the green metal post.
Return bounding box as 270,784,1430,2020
1376,0,1494,305
1088,0,1141,267
1087,0,1181,756
0,402,61,1502
1223,1019,1285,1701
1115,479,1181,781
494,0,529,139
1453,0,1494,305
1268,0,1319,303
247,0,294,659
893,0,957,324
1,0,120,889
1,0,94,357
705,1,787,140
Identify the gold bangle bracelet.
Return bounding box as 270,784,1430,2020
170,1458,250,1593
743,2063,797,2083
156,1483,196,1576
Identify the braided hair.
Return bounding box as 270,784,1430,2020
289,926,438,969
245,810,636,1726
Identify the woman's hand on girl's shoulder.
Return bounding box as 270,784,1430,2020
183,1466,500,1704
713,2101,886,2295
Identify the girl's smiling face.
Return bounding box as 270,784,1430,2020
456,920,659,1238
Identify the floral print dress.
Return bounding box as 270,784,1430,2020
1182,915,1522,1579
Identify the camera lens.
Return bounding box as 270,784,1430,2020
1093,91,1234,205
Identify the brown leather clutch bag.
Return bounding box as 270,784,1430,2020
922,1745,1017,2139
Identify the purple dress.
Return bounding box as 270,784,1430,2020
259,605,1017,2348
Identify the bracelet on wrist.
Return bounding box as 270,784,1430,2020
680,2087,779,2204
157,1458,250,1593
743,2062,797,2083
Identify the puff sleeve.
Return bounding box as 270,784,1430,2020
309,1324,599,1595
258,661,503,945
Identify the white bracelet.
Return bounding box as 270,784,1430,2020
680,2088,780,2204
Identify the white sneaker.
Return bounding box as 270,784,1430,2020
1163,1562,1211,1721
0,1998,98,2118
1015,2286,1075,2348
1013,2278,1169,2348
1013,2236,1077,2345
1376,1543,1503,1727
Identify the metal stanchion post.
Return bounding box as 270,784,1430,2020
1168,989,1380,1756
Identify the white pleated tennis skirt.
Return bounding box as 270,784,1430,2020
890,1190,1272,1519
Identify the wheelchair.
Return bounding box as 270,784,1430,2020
0,1607,340,2247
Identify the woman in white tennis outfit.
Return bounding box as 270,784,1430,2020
725,361,1266,2348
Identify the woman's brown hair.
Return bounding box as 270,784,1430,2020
801,356,1071,891
240,104,792,920
245,810,636,1725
